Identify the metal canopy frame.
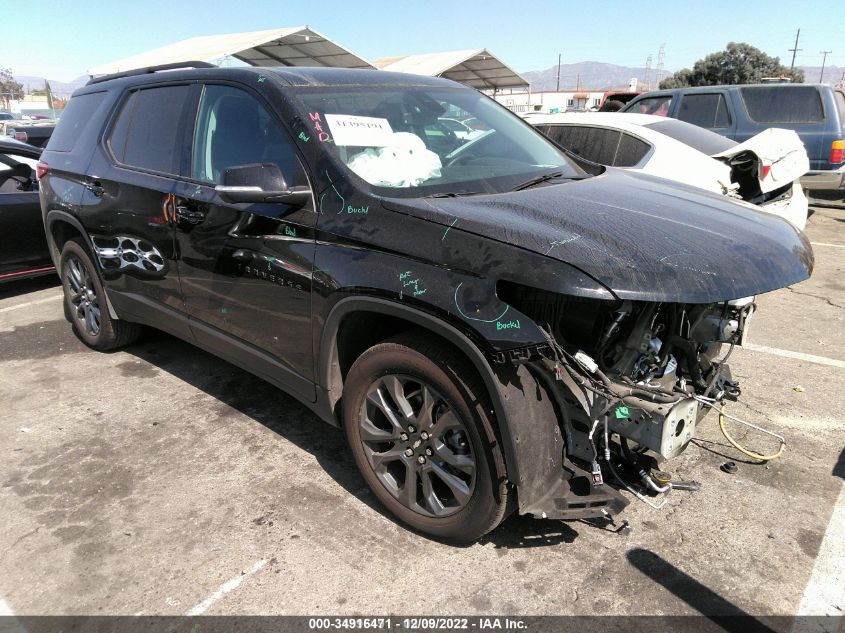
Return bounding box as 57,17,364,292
376,49,528,90
88,26,374,76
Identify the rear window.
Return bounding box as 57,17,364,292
108,85,191,174
677,93,731,128
740,86,825,123
644,119,737,155
47,92,106,152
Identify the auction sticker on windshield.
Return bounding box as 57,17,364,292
326,115,394,146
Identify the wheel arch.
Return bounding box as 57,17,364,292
319,296,524,484
45,210,118,319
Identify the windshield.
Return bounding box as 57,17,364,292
292,86,584,196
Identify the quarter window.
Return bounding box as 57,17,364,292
47,92,107,153
678,93,731,128
740,86,825,123
192,84,299,185
108,85,192,174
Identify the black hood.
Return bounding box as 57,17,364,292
384,169,813,303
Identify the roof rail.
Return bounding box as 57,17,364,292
86,61,217,85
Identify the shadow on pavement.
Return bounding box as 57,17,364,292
125,328,572,547
480,514,579,548
0,274,60,301
627,548,778,633
834,447,845,480
125,329,395,521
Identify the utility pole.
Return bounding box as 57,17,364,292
789,28,802,74
556,53,561,92
575,72,580,92
819,50,832,83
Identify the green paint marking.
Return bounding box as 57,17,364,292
257,75,267,83
267,256,275,271
495,319,521,331
298,131,310,142
615,406,630,419
442,218,458,241
347,204,369,214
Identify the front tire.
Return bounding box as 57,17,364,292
60,237,140,350
342,333,510,542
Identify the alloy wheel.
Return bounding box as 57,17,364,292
359,374,476,517
65,254,101,336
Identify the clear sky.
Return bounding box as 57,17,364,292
5,0,844,82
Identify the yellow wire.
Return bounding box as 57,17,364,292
718,406,785,462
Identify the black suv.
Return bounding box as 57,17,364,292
39,63,812,541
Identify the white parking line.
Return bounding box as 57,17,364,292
794,483,845,621
810,242,845,249
184,559,268,616
743,343,845,369
0,295,61,314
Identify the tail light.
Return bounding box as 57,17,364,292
35,161,49,180
830,140,845,165
761,164,772,180
11,129,27,142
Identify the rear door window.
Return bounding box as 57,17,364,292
47,92,107,152
740,86,825,123
108,85,192,175
678,93,731,128
545,125,649,167
191,84,300,185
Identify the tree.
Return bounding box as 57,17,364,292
659,42,804,89
0,67,24,110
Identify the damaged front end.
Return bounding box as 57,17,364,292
494,282,757,520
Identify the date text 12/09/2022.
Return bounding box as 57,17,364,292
307,618,528,630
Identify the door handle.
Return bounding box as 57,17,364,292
175,205,205,225
85,180,104,197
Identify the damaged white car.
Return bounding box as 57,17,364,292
531,112,810,229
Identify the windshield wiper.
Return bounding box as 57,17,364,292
424,191,482,198
513,172,589,191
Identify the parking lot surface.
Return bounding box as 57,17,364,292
0,205,843,618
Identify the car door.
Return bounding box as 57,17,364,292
85,82,195,329
172,82,317,399
0,145,52,278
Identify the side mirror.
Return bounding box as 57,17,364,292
214,163,311,207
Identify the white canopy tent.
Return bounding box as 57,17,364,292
375,49,528,91
87,26,374,76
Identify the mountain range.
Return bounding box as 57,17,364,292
14,62,843,97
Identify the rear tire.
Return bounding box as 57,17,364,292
342,332,510,542
60,237,140,350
